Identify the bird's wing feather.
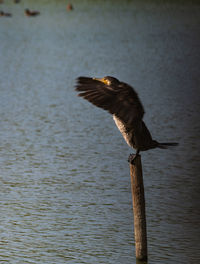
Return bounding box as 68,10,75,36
75,77,144,125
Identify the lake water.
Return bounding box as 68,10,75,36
0,0,200,263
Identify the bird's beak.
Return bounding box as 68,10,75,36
93,77,103,82
93,77,109,85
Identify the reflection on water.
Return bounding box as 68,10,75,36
0,0,200,263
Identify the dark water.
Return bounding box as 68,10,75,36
0,0,200,263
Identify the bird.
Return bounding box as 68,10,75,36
24,9,40,17
75,76,178,162
66,3,73,11
0,11,12,17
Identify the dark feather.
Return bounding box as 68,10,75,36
76,77,144,126
75,76,178,153
157,143,179,149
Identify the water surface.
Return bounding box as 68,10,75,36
0,1,200,263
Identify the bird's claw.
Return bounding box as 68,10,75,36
128,153,138,165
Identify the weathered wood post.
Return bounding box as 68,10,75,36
129,154,148,262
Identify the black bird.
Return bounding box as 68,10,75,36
75,76,178,162
0,11,12,17
25,9,40,17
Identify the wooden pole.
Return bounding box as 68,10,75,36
129,154,148,262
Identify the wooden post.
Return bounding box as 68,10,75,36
129,154,148,262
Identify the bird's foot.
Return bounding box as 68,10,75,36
128,153,139,165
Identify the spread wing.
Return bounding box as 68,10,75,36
75,77,145,126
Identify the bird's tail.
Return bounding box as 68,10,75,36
157,142,179,149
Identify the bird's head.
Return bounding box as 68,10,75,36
93,76,120,86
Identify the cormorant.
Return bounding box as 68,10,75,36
75,76,178,162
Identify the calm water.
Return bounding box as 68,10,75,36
0,0,200,263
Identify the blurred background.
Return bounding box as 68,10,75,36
0,0,199,263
